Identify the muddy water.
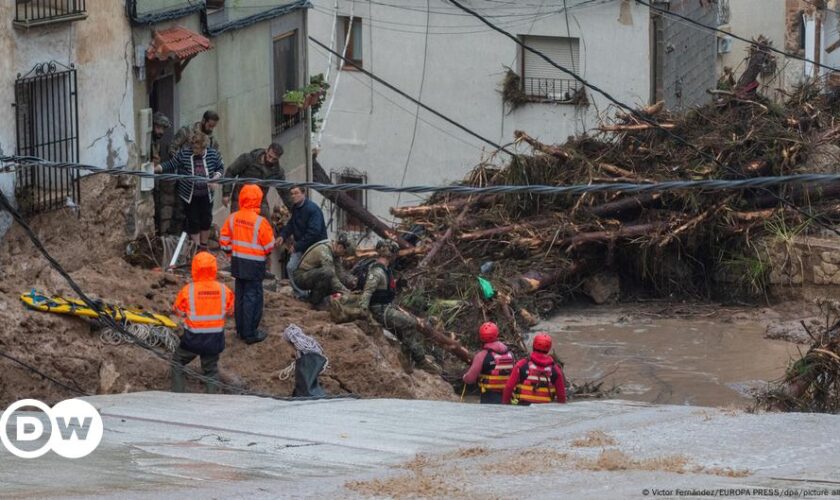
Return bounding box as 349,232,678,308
542,316,799,407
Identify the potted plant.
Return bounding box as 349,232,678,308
282,89,305,115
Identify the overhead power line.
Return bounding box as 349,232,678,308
7,156,840,196
309,36,514,156
0,188,358,402
447,0,840,237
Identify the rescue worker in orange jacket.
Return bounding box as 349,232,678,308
503,333,567,405
219,184,275,344
462,322,515,404
171,251,234,393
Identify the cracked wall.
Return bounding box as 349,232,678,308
0,0,136,238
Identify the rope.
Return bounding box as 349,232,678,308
7,156,840,196
0,189,358,402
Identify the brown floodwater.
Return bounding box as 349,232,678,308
545,317,801,407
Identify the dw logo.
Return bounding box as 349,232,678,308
0,399,103,459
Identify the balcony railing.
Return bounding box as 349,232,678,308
15,0,87,27
272,104,304,135
523,77,584,104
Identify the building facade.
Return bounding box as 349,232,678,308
0,0,310,241
307,0,719,233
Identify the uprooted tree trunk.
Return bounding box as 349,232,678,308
313,158,412,249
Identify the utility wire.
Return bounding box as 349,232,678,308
447,0,840,237
0,188,357,402
8,156,840,196
0,350,89,397
396,0,432,208
310,36,514,156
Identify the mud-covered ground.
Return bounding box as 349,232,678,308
0,176,454,406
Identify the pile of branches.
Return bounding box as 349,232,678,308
387,57,840,356
754,299,840,413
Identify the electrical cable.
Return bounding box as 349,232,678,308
447,0,840,238
9,156,840,196
395,0,432,208
310,36,514,156
0,350,89,396
0,188,358,402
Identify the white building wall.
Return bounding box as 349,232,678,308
0,1,135,238
308,0,651,227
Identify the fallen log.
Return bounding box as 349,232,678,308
598,123,676,132
352,246,427,260
750,182,840,208
411,312,472,363
418,203,472,268
511,261,588,295
313,157,412,249
583,193,661,219
390,202,466,218
562,222,670,249
457,217,558,241
513,130,570,159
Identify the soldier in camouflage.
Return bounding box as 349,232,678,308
294,233,357,305
169,110,220,157
358,240,441,374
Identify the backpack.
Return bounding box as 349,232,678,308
350,257,377,291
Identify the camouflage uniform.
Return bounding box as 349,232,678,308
359,263,427,364
169,122,220,157
221,148,291,216
294,240,354,304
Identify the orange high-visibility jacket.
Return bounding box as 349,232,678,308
173,252,234,334
219,184,275,263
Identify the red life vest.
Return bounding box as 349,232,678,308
512,360,558,405
478,349,515,393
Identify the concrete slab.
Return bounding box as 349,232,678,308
1,392,839,498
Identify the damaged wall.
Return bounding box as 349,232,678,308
0,0,136,236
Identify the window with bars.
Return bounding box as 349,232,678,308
273,30,301,134
332,169,367,232
337,16,363,68
14,0,87,27
13,62,80,215
520,35,583,103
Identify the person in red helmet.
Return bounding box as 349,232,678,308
462,322,516,404
503,333,567,405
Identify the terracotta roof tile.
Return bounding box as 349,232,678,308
147,26,213,62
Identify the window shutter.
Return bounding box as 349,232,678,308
522,35,580,80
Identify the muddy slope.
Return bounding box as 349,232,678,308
0,176,454,406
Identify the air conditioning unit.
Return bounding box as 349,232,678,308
718,35,733,55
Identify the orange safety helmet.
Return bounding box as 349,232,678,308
533,333,552,353
478,322,499,343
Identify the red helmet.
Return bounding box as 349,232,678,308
533,333,552,353
478,322,499,343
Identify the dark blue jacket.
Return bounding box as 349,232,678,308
280,198,327,253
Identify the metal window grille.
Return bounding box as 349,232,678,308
14,62,81,216
330,168,367,232
272,104,304,135
14,0,86,24
521,35,583,103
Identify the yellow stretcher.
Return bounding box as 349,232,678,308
20,290,177,329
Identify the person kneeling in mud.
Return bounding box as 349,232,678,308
292,233,356,306
357,240,441,374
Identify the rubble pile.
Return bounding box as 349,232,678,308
390,68,840,357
